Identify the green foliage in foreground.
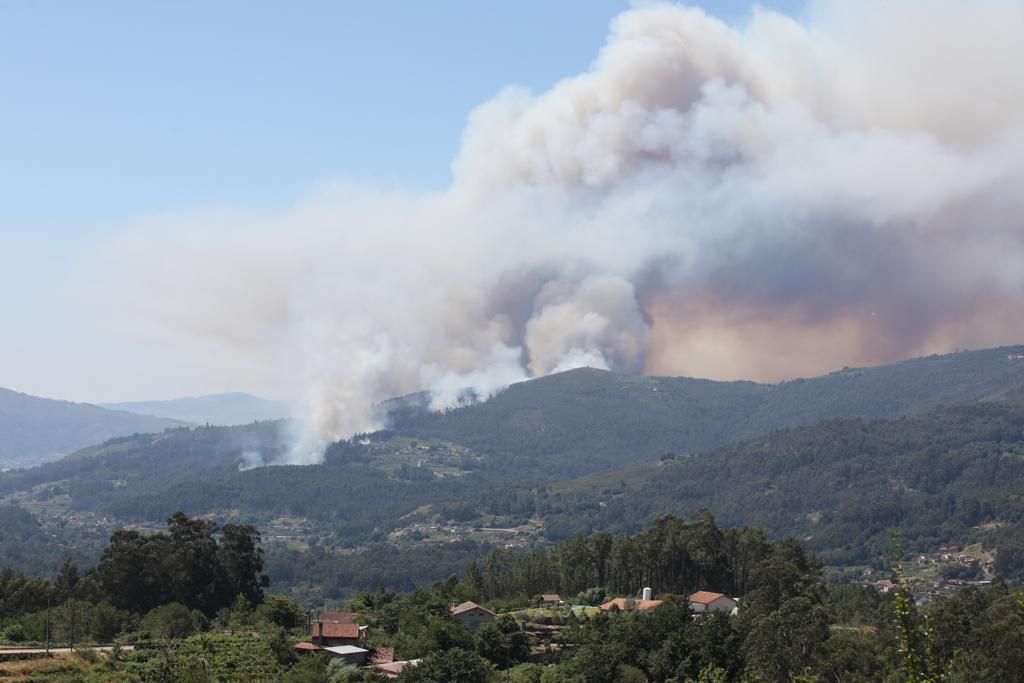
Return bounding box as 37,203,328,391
5,516,1024,682
351,515,1024,683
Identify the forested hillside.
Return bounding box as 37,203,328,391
6,512,1022,682
393,346,1024,478
0,421,288,508
0,387,186,468
4,347,1024,599
525,402,1024,574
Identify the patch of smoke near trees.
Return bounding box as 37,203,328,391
94,1,1024,464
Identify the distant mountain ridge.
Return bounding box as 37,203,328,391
0,387,187,468
4,344,1024,589
101,392,291,426
390,344,1024,477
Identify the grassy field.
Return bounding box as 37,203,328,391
367,437,479,477
548,459,670,497
0,652,97,682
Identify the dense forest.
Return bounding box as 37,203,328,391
0,505,106,577
461,402,1024,576
4,400,1024,603
0,386,185,468
2,512,1024,681
0,512,320,681
0,421,289,505
391,346,1024,478
0,512,266,628
3,348,1024,604
6,346,1024,516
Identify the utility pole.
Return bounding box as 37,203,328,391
45,598,50,655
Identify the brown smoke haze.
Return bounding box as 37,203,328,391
95,1,1024,462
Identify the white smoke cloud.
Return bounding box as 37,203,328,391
94,1,1024,463
525,275,649,376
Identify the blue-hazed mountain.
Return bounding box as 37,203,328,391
101,392,292,426
0,387,187,468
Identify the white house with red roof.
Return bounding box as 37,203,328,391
688,591,737,614
450,601,495,630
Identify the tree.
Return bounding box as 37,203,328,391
167,512,222,614
97,529,173,613
741,596,830,682
219,523,268,607
90,601,130,642
477,615,529,667
95,513,268,617
464,561,484,595
282,651,329,683
54,558,80,598
141,602,199,640
694,665,729,683
570,642,621,683
257,594,306,630
398,648,493,683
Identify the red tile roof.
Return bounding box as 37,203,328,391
599,598,663,612
688,591,726,604
294,642,321,651
318,611,358,623
450,601,495,617
376,660,421,679
314,622,360,639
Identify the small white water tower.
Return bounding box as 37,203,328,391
642,587,653,601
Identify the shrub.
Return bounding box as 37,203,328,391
140,603,197,640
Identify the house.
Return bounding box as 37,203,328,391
538,594,563,608
450,601,496,630
293,642,322,655
375,659,421,679
321,645,369,666
688,591,737,614
599,597,664,613
874,580,896,593
317,610,358,624
310,620,367,646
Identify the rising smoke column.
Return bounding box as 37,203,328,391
98,1,1024,463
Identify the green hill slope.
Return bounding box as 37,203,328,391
538,401,1024,573
393,345,1024,477
5,345,1024,583
0,421,288,504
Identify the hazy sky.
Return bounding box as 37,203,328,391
0,0,803,402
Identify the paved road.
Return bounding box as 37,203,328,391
0,645,134,658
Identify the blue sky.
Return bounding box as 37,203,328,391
0,0,804,400
1,1,803,235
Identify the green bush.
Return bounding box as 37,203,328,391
3,622,26,642
140,603,198,640
256,594,306,630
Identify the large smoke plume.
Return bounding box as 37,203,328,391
98,1,1024,463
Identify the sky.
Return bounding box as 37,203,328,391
0,0,804,402
4,0,1024,464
